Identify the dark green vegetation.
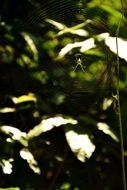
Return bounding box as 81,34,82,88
0,0,127,189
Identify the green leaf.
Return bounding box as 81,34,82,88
0,188,20,190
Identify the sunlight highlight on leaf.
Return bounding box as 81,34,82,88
60,182,71,190
0,188,20,190
99,33,127,61
97,122,119,142
0,158,14,174
28,116,77,139
21,32,38,61
72,29,88,36
50,20,90,37
56,38,95,59
0,126,27,146
65,131,95,162
0,107,15,113
45,18,65,30
20,148,41,174
102,98,113,110
12,93,37,104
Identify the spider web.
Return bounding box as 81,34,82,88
18,0,118,109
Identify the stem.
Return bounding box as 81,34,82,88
48,145,67,190
115,0,126,189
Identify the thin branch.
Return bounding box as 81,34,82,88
115,0,126,190
48,145,68,190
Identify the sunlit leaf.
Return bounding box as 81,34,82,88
71,29,88,36
12,93,37,104
102,98,113,110
21,32,38,62
20,148,41,174
0,107,15,113
56,38,95,59
97,122,119,142
0,126,28,146
65,130,95,162
0,158,14,174
98,33,127,61
51,20,90,37
0,188,20,190
45,18,65,30
27,116,77,139
60,182,71,190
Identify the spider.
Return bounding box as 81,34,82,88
73,53,86,72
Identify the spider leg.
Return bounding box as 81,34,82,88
80,64,86,72
73,63,79,72
73,63,86,72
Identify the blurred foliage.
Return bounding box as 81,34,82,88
0,0,127,190
0,188,20,190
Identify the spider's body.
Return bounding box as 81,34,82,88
73,53,86,72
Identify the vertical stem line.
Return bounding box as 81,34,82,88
48,145,68,190
116,0,126,189
116,37,126,190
